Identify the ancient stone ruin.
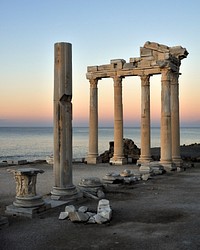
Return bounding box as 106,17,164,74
86,41,188,171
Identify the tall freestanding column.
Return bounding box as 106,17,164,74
51,42,78,199
160,68,175,171
171,72,182,168
110,76,126,165
138,75,152,165
86,78,100,164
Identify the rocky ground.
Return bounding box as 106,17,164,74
0,144,200,250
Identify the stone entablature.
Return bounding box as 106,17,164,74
86,41,188,80
86,41,188,170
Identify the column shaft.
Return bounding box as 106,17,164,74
52,42,78,199
110,76,126,165
171,72,182,167
86,78,99,164
138,75,152,164
160,69,174,171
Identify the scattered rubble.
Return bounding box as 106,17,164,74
78,177,105,199
100,138,140,163
59,199,112,224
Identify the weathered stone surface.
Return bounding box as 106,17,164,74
100,139,140,163
87,216,96,224
141,173,151,181
59,211,69,220
68,211,89,222
78,206,88,213
94,214,108,224
120,169,132,177
65,205,76,213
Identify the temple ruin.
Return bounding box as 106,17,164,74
86,41,188,171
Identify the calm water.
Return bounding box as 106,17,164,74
0,127,199,162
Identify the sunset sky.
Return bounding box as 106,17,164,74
0,0,200,127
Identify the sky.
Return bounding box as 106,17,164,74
0,0,200,127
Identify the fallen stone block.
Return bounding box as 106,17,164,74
59,211,69,220
94,214,108,224
68,211,89,222
78,206,88,213
141,173,151,181
87,216,96,224
65,205,76,213
99,208,112,220
97,199,110,212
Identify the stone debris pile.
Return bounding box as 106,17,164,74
102,169,141,185
78,177,105,199
59,199,112,224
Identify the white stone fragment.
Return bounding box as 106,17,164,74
68,211,89,222
87,216,96,224
94,214,108,224
97,189,105,199
141,173,151,181
97,199,110,212
86,212,96,217
78,206,88,213
65,205,76,213
99,208,112,220
59,211,69,220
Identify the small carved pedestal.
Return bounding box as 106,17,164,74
6,168,50,218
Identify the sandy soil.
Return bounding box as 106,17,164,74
0,160,200,250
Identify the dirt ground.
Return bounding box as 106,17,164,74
1,163,200,250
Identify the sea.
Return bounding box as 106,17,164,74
0,127,199,162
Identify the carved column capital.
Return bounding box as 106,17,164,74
112,76,123,87
161,68,172,81
89,78,98,88
140,75,150,86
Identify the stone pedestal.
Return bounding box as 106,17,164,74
9,168,45,208
5,168,51,218
52,42,78,200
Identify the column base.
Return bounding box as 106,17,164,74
137,156,152,166
109,157,127,165
159,160,177,172
86,155,102,164
51,185,80,200
13,195,45,208
139,165,153,174
173,157,183,168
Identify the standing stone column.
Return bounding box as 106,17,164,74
86,78,100,164
51,42,78,199
171,72,182,168
160,69,174,171
110,76,126,165
138,75,152,165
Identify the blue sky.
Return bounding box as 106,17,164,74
0,0,200,126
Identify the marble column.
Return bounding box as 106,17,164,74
171,72,182,168
51,42,78,199
160,69,175,171
86,78,100,164
138,75,152,165
110,76,127,165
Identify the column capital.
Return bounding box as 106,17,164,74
89,78,98,88
112,76,123,86
161,68,172,81
140,74,151,86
